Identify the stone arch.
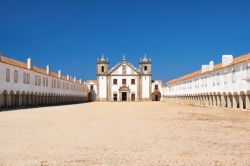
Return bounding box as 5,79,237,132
38,93,41,105
21,91,26,107
48,93,51,105
15,91,20,107
233,92,240,109
10,91,15,107
212,92,217,106
26,92,30,106
227,92,233,108
222,92,227,107
2,90,8,108
34,92,38,106
30,92,35,106
246,90,250,110
152,91,161,101
239,91,246,110
216,92,221,107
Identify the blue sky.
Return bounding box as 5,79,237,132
0,0,249,82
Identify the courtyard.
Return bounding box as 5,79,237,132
0,102,250,166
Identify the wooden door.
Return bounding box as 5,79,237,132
131,94,135,101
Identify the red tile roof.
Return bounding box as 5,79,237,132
86,80,97,84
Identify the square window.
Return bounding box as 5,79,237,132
14,70,18,83
6,68,10,82
122,79,126,84
131,79,135,84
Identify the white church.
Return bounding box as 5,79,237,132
96,55,153,101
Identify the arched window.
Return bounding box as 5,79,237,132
101,66,104,72
144,66,148,71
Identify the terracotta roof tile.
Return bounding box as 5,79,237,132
32,66,47,75
86,80,97,83
0,56,27,69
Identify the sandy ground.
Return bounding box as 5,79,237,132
0,102,250,166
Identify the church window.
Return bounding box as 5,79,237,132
131,79,135,84
122,65,126,74
122,79,126,84
113,79,117,85
144,66,148,71
155,85,158,90
101,66,104,72
90,85,94,90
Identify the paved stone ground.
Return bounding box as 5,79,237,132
0,102,250,166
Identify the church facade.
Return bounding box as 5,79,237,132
96,55,152,101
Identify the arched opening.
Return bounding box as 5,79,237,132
88,90,96,102
222,93,227,107
3,90,8,108
228,93,233,108
240,91,246,110
217,93,221,107
233,92,240,109
21,91,26,107
15,91,20,107
101,66,104,72
246,91,250,110
144,66,148,71
152,91,161,101
26,92,30,106
10,91,15,107
31,92,35,106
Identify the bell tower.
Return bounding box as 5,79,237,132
96,54,109,101
140,54,152,101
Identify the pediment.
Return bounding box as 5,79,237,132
119,85,130,91
109,61,139,75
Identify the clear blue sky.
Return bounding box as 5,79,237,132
0,0,249,82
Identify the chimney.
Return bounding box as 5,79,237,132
46,65,50,75
201,65,209,73
67,74,70,80
209,61,214,71
79,79,82,84
58,70,61,78
222,55,233,67
74,77,76,82
27,58,32,70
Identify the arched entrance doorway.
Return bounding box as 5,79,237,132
119,85,130,102
152,91,161,101
88,91,96,102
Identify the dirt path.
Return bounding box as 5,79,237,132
0,102,250,166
